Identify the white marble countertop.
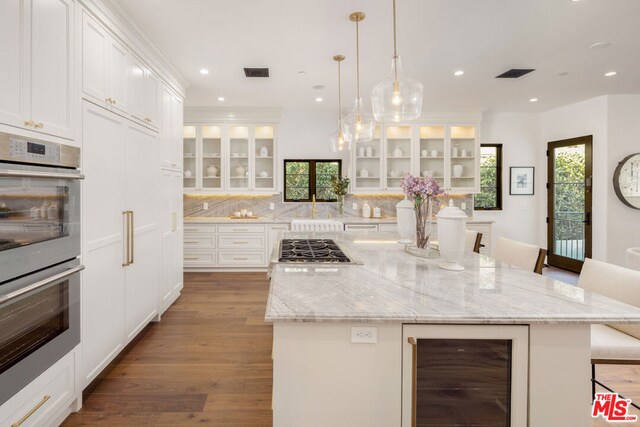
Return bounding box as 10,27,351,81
265,231,640,324
184,216,493,225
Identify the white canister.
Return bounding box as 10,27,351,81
436,199,468,271
393,147,403,158
453,164,464,178
431,149,438,157
235,164,246,177
396,197,416,243
421,149,428,157
461,148,467,157
358,146,365,157
366,146,373,157
452,145,459,157
206,165,219,177
362,201,371,218
373,207,381,218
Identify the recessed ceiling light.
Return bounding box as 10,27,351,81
217,96,225,102
604,71,617,77
297,71,307,76
529,98,539,103
228,114,235,118
558,71,569,76
199,68,209,75
453,70,464,76
590,42,611,50
315,97,323,102
312,85,325,90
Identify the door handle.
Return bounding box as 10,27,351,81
122,211,134,266
129,211,135,265
408,337,417,427
583,212,591,225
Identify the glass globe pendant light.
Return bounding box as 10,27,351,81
329,55,351,152
342,12,374,143
371,0,423,122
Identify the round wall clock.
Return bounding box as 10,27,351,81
613,153,640,210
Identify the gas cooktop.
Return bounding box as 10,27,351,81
278,239,353,263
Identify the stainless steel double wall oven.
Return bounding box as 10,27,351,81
0,132,83,405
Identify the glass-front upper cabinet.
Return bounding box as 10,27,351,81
419,126,445,187
449,125,478,192
228,125,250,191
254,125,275,191
385,126,412,190
353,126,382,191
202,125,223,191
183,126,196,190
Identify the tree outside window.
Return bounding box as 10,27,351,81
284,160,341,202
474,144,503,210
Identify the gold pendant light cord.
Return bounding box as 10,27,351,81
338,60,342,124
393,0,399,83
356,19,361,116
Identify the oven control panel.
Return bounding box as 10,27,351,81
9,139,61,163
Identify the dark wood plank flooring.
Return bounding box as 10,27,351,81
63,272,273,426
62,272,640,426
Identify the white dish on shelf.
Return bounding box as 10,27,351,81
231,153,240,157
204,153,219,157
184,153,194,157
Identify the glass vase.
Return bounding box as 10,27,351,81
336,194,344,216
415,198,433,249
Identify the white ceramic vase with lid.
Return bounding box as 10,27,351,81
436,199,468,271
362,201,371,218
360,168,369,178
259,146,269,157
206,165,219,177
396,196,416,243
453,164,464,178
393,147,403,158
365,146,373,157
234,164,246,177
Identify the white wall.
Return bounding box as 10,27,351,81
476,112,541,245
606,95,640,266
539,96,609,261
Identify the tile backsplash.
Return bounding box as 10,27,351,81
184,193,474,219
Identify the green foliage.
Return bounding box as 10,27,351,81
475,149,499,209
330,176,350,196
553,146,586,244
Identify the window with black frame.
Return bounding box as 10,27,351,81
474,144,503,210
284,160,341,202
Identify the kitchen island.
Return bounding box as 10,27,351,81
265,231,640,427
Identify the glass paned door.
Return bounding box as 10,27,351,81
547,136,593,273
386,126,412,190
228,125,250,190
450,126,477,190
354,126,382,190
202,125,222,190
182,126,196,189
254,126,275,190
418,126,445,187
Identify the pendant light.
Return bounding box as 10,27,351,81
329,55,351,152
342,12,374,143
371,0,423,122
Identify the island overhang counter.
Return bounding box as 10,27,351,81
265,231,640,427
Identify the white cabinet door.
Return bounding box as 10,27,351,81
81,101,126,385
171,94,184,169
129,56,146,123
124,123,160,341
145,70,160,129
160,85,172,168
29,0,74,139
171,172,183,292
0,0,26,129
82,12,108,105
160,170,183,313
107,37,130,115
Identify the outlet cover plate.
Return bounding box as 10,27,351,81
203,202,209,210
351,326,377,344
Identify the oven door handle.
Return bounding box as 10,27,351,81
0,265,84,305
0,169,85,180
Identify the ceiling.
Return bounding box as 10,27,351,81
109,0,640,113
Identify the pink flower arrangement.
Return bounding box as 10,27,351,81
400,174,445,203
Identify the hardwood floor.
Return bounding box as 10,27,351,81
62,272,640,426
63,273,273,426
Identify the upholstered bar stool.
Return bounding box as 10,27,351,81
493,237,547,274
578,258,640,409
464,230,483,253
626,248,640,272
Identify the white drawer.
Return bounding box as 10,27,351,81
218,251,266,266
345,224,379,231
217,224,266,234
183,251,216,266
183,224,216,234
378,223,397,232
184,235,216,249
0,351,75,427
218,235,265,250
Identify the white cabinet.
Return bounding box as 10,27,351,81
160,169,183,314
130,56,160,129
0,350,77,427
0,0,74,139
351,123,480,194
81,101,160,386
183,123,277,193
160,84,183,170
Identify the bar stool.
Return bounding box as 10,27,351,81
627,248,640,272
493,237,547,274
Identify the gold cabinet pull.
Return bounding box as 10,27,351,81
184,241,199,244
24,120,34,127
129,211,135,265
112,98,117,105
233,257,249,261
122,211,130,266
12,395,50,427
105,97,112,104
34,122,44,129
408,337,417,427
233,241,249,244
184,257,199,260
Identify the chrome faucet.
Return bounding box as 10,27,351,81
311,195,316,219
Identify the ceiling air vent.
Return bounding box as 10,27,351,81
495,69,535,79
244,67,269,78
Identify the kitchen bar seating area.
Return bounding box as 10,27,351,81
2,1,640,426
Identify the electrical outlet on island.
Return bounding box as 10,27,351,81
352,202,358,210
203,202,209,210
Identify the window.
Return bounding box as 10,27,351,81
474,144,503,210
284,160,341,202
